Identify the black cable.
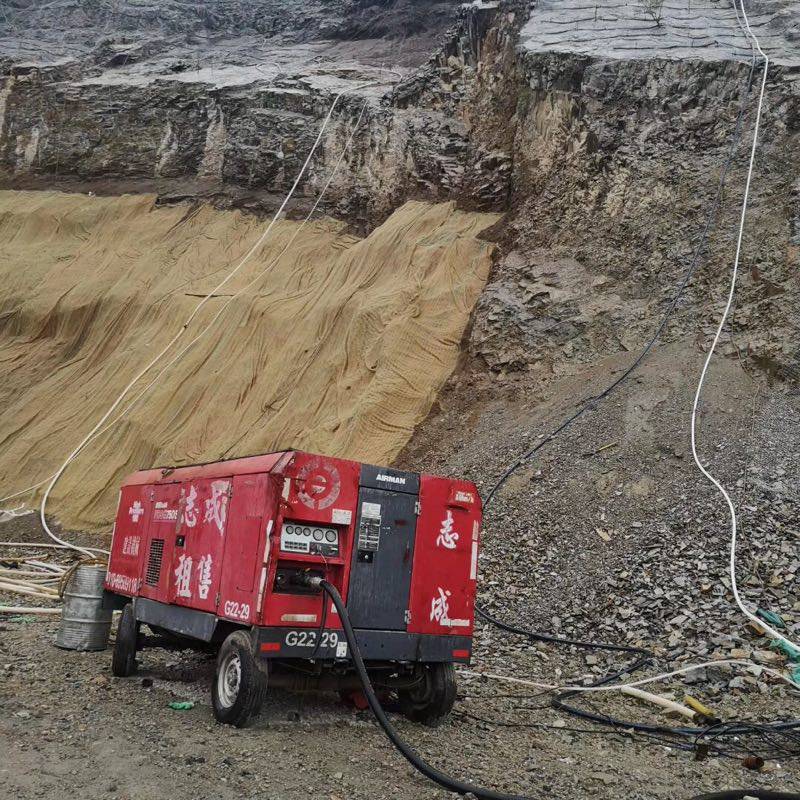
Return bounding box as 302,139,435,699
688,793,800,800
471,34,762,701
318,579,533,800
455,709,703,754
479,50,758,513
475,604,653,659
552,690,800,743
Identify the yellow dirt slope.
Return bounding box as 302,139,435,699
0,191,498,530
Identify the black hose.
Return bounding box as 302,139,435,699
318,580,533,800
475,604,653,658
319,580,800,797
551,691,800,740
688,793,800,800
471,45,762,701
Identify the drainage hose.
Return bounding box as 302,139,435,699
318,579,533,800
317,580,799,800
688,793,800,800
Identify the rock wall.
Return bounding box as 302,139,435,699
1,0,798,379
463,2,800,382
0,0,511,227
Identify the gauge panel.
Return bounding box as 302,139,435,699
280,522,340,556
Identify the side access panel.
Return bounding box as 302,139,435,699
345,465,419,631
105,486,150,597
408,476,481,637
167,477,232,613
137,483,182,603
217,472,273,625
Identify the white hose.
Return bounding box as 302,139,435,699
690,4,798,653
0,606,62,615
464,658,800,693
27,78,390,559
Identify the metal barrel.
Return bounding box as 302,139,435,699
54,565,112,651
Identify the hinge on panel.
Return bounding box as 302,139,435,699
215,591,220,607
404,610,411,624
414,501,421,516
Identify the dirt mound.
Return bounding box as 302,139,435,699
0,190,498,530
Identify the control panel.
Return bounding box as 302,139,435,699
356,501,382,563
280,522,340,557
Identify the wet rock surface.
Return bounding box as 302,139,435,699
0,0,511,226
522,0,800,65
466,9,800,381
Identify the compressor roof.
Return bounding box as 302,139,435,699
121,451,294,486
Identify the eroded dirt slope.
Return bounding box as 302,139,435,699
0,191,497,529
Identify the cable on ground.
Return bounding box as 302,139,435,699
689,2,799,655
319,578,533,800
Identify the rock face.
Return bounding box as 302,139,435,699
462,1,800,382
0,0,798,376
521,0,800,65
0,0,511,227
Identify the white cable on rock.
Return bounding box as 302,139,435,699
690,4,799,653
464,658,800,693
22,77,391,560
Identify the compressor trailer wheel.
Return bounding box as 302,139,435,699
399,662,457,725
111,603,139,677
212,630,267,727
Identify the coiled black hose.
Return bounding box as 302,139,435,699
319,579,533,800
689,793,800,800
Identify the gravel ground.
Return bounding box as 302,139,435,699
1,612,798,800
2,338,800,799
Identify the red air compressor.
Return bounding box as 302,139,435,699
103,450,481,726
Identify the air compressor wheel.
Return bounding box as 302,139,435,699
398,662,456,726
212,630,267,727
111,602,139,677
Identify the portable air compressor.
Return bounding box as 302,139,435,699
103,450,481,726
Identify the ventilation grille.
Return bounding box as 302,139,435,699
145,538,165,587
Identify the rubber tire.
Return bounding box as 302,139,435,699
211,631,267,728
398,662,457,726
112,603,139,677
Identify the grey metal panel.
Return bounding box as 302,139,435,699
254,626,472,663
346,486,417,631
359,463,420,494
134,597,218,642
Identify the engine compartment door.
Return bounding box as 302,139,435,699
346,465,419,631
